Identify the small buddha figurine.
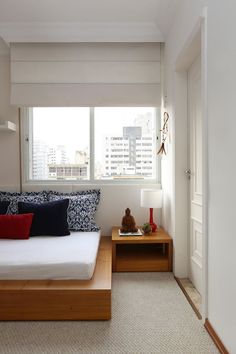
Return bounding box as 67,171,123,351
120,208,138,233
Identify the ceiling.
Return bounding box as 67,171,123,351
0,0,181,43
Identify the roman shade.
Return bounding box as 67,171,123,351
10,43,161,106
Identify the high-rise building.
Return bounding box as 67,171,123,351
47,148,89,180
47,145,68,165
48,164,88,180
32,140,48,180
75,150,88,165
103,126,153,178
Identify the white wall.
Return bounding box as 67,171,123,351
207,1,236,352
163,0,236,352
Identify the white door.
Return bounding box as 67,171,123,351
188,55,203,295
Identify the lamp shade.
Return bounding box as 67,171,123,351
140,189,163,209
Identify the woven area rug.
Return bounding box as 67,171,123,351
0,273,218,354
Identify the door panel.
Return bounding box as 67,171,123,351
188,55,202,295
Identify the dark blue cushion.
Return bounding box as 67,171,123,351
18,199,70,237
0,201,10,215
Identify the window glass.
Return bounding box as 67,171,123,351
94,107,156,180
27,107,158,182
30,107,90,180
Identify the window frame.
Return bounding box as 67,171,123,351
21,107,161,185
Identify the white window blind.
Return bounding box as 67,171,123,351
10,43,161,106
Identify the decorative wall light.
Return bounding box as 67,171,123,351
157,112,169,155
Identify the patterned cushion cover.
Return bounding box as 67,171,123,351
0,191,47,214
47,189,100,231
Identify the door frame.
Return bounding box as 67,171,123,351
173,8,208,320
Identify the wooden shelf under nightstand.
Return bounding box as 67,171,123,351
112,226,173,272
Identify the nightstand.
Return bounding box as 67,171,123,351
112,226,172,272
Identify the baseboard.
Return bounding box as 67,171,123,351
204,319,229,354
175,277,202,319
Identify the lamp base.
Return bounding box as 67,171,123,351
149,208,158,232
150,222,157,232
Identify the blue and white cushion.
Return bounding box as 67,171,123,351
47,189,100,231
0,191,47,214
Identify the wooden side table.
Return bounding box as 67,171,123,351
112,226,172,272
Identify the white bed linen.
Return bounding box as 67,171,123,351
0,231,101,280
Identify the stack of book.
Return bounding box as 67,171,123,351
119,229,143,236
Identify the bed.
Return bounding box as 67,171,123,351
0,231,101,280
0,234,112,320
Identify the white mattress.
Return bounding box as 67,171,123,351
0,231,101,280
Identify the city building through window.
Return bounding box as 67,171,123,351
24,107,159,182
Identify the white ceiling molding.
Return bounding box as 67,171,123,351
0,22,164,43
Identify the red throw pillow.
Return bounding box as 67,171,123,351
0,214,34,239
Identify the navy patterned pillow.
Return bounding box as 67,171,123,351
47,190,100,231
46,189,100,203
0,191,47,214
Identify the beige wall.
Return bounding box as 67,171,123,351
24,184,161,236
0,39,161,236
0,40,20,190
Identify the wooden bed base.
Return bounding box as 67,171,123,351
0,236,112,321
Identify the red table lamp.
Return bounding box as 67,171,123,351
141,189,163,232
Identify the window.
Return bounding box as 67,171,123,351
24,107,159,183
27,107,90,181
94,108,158,180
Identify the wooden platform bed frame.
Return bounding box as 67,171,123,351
0,237,112,321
